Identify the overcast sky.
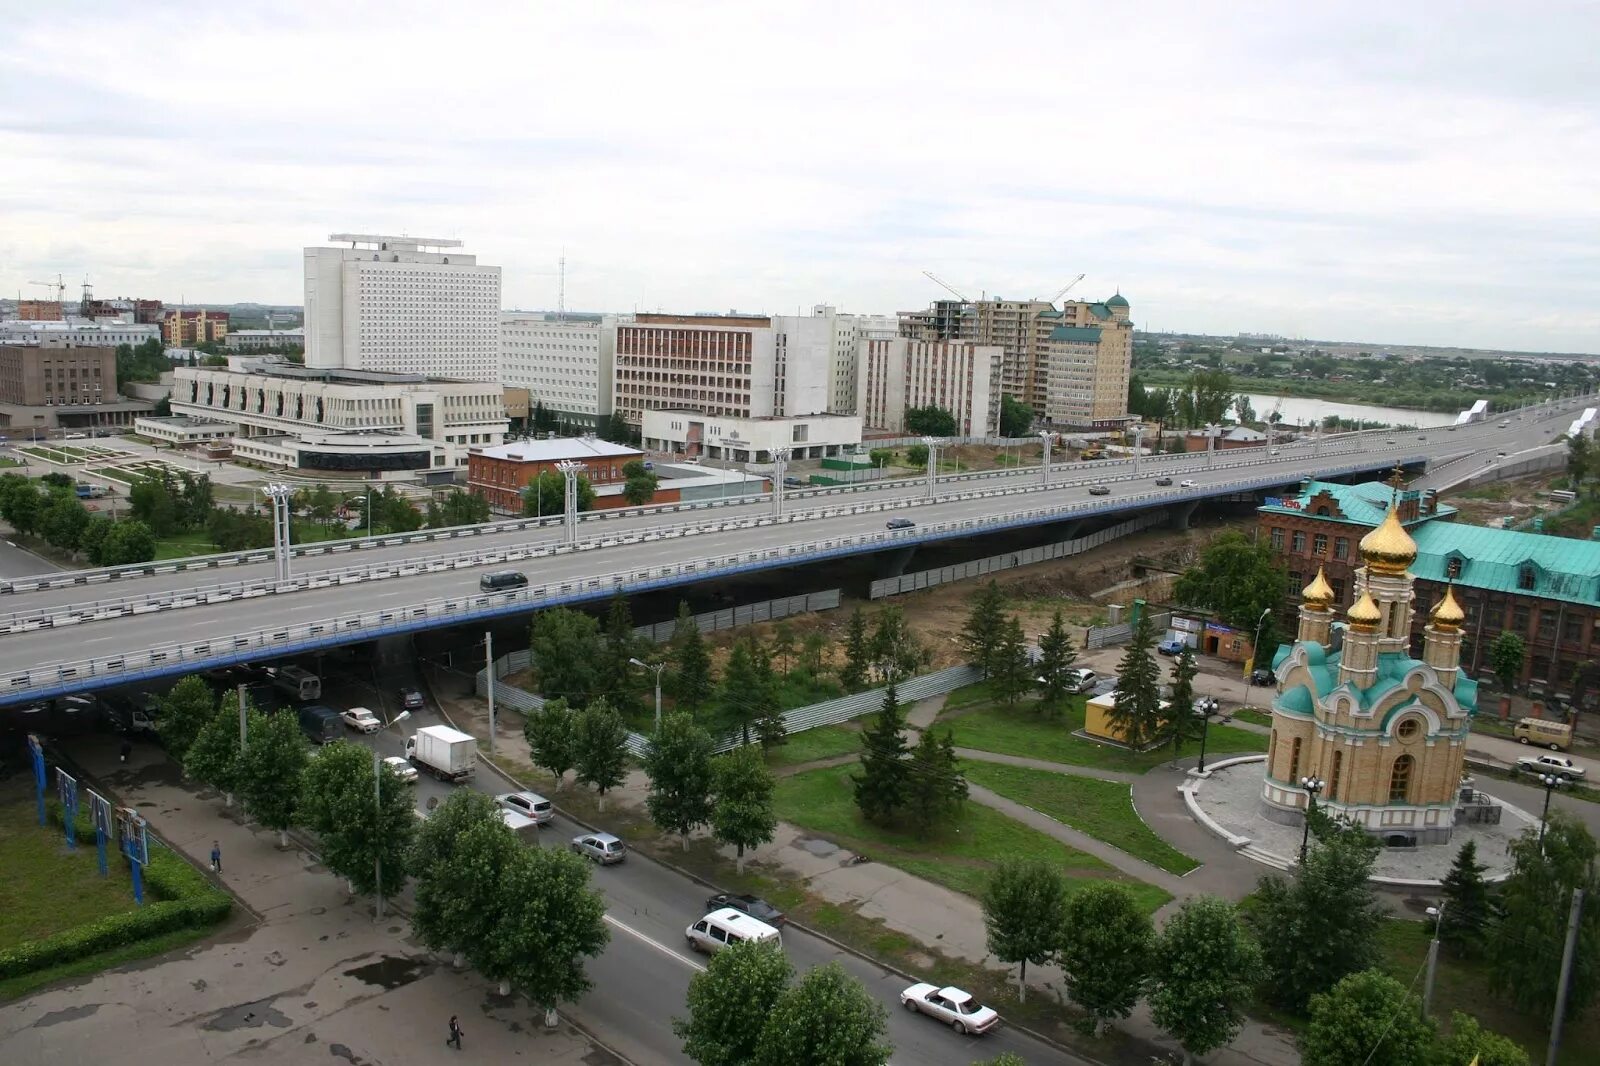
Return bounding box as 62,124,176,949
2,1,1597,353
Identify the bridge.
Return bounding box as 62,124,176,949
0,395,1585,707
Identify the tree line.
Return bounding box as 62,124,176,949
0,473,157,565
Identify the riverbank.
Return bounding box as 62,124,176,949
1135,370,1521,420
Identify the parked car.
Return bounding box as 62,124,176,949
886,517,916,530
571,832,626,864
497,790,554,825
1179,479,1197,488
900,983,1000,1035
1157,637,1187,656
381,755,418,784
1067,668,1098,693
1250,667,1275,686
398,687,425,711
1155,476,1173,486
705,892,787,927
1088,485,1111,496
1516,754,1585,781
340,707,382,733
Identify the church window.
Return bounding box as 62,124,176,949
1329,751,1343,801
1518,564,1536,591
1396,717,1421,741
1288,737,1302,782
1389,755,1413,803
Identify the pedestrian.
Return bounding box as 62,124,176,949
119,739,131,763
446,1015,463,1050
210,841,222,874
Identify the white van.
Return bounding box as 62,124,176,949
685,907,783,955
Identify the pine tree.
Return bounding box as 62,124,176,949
962,581,1007,676
799,631,827,677
601,592,643,714
750,642,787,750
840,608,870,692
718,637,765,746
990,614,1033,706
1438,839,1492,958
770,622,796,675
905,728,967,830
852,684,908,823
1034,609,1078,714
1166,648,1203,755
671,602,714,711
1107,611,1163,749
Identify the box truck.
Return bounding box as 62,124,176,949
405,725,477,782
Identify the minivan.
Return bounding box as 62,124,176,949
1514,717,1574,752
296,704,342,745
479,570,528,592
685,908,783,955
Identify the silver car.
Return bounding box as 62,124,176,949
497,790,554,825
570,832,626,864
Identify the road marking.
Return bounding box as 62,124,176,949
604,913,705,973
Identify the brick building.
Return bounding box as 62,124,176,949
0,341,115,406
162,308,229,346
467,436,642,513
1260,478,1600,696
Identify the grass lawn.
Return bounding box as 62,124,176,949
154,535,219,560
942,679,1005,711
959,760,1200,875
940,699,1267,772
0,457,20,468
766,723,861,769
774,764,1171,914
1233,708,1274,728
0,797,141,950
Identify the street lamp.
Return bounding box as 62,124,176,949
1039,431,1053,486
1195,691,1217,773
1241,607,1273,717
1422,902,1446,1018
1130,422,1144,475
921,436,943,500
555,460,586,546
1298,775,1325,864
341,488,374,542
630,657,666,732
771,447,791,517
260,483,295,582
1537,773,1567,851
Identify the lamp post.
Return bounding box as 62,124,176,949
1039,431,1053,486
1196,693,1217,773
261,483,295,582
341,489,374,542
555,460,586,546
629,657,666,732
1131,422,1144,475
771,447,791,518
1298,775,1325,864
1241,607,1272,716
921,436,942,499
1537,773,1567,852
1423,902,1446,1019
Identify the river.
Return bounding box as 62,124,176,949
1238,393,1461,429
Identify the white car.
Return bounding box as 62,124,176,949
1516,754,1585,781
900,983,1000,1035
340,707,382,733
1179,478,1197,488
381,755,418,784
497,790,554,825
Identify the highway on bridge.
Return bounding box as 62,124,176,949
0,397,1584,705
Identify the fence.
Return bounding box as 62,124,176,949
868,510,1169,599
1082,611,1173,650
632,590,842,643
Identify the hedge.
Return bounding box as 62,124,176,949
0,801,233,979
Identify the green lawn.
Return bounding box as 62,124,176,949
766,723,862,768
942,679,1006,711
1233,708,1274,728
940,699,1267,772
774,764,1171,914
0,797,141,950
960,760,1200,875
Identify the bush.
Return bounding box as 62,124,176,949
0,801,232,979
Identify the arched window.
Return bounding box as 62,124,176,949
1329,751,1344,802
1288,737,1302,782
1389,754,1414,804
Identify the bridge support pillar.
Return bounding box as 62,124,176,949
877,546,917,579
1169,501,1200,532
374,634,414,666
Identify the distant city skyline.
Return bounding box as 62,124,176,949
3,2,1597,355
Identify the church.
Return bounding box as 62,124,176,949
1261,493,1480,845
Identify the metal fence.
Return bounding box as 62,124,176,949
1083,611,1172,650
632,590,842,643
868,510,1169,599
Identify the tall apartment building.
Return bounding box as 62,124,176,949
808,304,898,415
857,338,1002,437
162,308,230,346
303,233,501,382
499,313,620,431
611,313,831,427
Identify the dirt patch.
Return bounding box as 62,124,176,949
1442,472,1563,528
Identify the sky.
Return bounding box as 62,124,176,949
2,1,1598,353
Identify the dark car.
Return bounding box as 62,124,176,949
399,687,425,711
1155,476,1173,486
1088,485,1111,496
886,517,916,530
706,893,787,927
783,476,804,488
1250,667,1275,686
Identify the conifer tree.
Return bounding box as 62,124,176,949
962,580,1007,676
853,684,908,823
905,728,967,830
1107,611,1163,749
1165,648,1203,755
840,608,871,692
1034,609,1078,714
1438,839,1492,958
990,614,1034,706
671,601,715,711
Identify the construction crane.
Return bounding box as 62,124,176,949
1050,273,1086,303
922,271,971,303
28,274,66,302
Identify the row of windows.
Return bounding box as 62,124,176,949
1283,736,1415,804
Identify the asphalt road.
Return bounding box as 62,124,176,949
0,538,60,579
314,669,1091,1066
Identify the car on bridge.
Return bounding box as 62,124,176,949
1088,485,1111,495
341,707,382,733
1179,479,1197,488
1155,476,1173,486
886,517,916,531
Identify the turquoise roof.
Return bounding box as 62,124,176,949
1411,523,1600,606
1049,326,1103,343
1259,479,1457,527
1107,293,1129,307
1037,309,1063,318
1272,641,1479,716
1088,303,1111,320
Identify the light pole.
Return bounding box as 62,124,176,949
341,489,374,542
1196,693,1216,773
1039,431,1053,486
771,447,791,517
630,657,666,732
1537,773,1566,852
1131,422,1144,475
261,483,294,582
484,631,496,758
1298,775,1325,864
1242,607,1272,715
555,460,586,545
921,436,942,499
1423,902,1446,1019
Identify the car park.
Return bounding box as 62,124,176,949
1179,479,1197,488
1088,485,1111,495
900,983,1000,1035
887,517,916,530
705,892,787,927
497,790,554,825
398,687,425,711
571,832,626,864
686,908,782,955
381,755,418,784
340,707,382,733
1155,476,1173,486
1516,754,1585,781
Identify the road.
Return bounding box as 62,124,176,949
0,539,59,579
315,668,1089,1066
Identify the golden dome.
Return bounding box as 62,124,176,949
1301,566,1336,610
1358,505,1417,576
1429,584,1465,630
1347,590,1382,629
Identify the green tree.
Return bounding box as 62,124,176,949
530,607,604,706
1489,630,1526,692
573,698,629,811
969,1056,1026,1066
297,740,415,902
1107,611,1164,749
903,729,966,831
431,487,491,527
599,592,643,715
798,632,827,677
852,684,908,824
621,460,659,505
989,614,1033,706
478,846,610,1014
176,472,213,529
1148,895,1263,1065
869,606,926,683
752,961,891,1066
839,607,871,692
770,622,796,675
1438,839,1491,958
903,405,957,437
1034,609,1079,713
184,700,246,804
1435,1012,1531,1066
78,514,112,564
157,674,216,764
128,475,180,536
1253,817,1384,1011
750,643,787,750
99,519,156,564
1165,648,1203,755
674,938,793,1066
524,697,579,787
0,477,43,536
521,468,594,517
1298,969,1434,1066
710,744,776,874
236,708,310,847
1058,882,1153,1035
718,636,776,747
671,601,715,710
410,790,512,966
39,494,90,552
982,858,1068,1002
999,395,1032,437
1172,530,1286,650
961,580,1007,676
904,443,929,468
207,506,273,551
1569,432,1594,494
1486,813,1600,1022
644,712,716,850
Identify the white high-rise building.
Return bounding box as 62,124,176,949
857,338,1002,437
808,305,898,415
303,234,501,382
500,313,621,431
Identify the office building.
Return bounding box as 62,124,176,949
303,233,501,381
806,305,898,415
857,338,1002,437
0,315,161,348
162,308,230,346
226,327,305,351
641,410,862,462
499,313,619,431
0,338,154,432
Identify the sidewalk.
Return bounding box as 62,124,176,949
0,734,611,1066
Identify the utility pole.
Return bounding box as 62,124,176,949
1547,888,1586,1066
485,630,496,758
771,447,790,517
373,747,385,919
1039,431,1052,486
1422,902,1446,1018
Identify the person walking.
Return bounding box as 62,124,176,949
120,739,132,764
210,841,222,874
446,1015,463,1050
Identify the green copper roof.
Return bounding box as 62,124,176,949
1037,309,1063,318
1107,293,1129,307
1258,479,1458,527
1088,303,1111,320
1411,523,1600,606
1272,641,1478,715
1049,326,1103,343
